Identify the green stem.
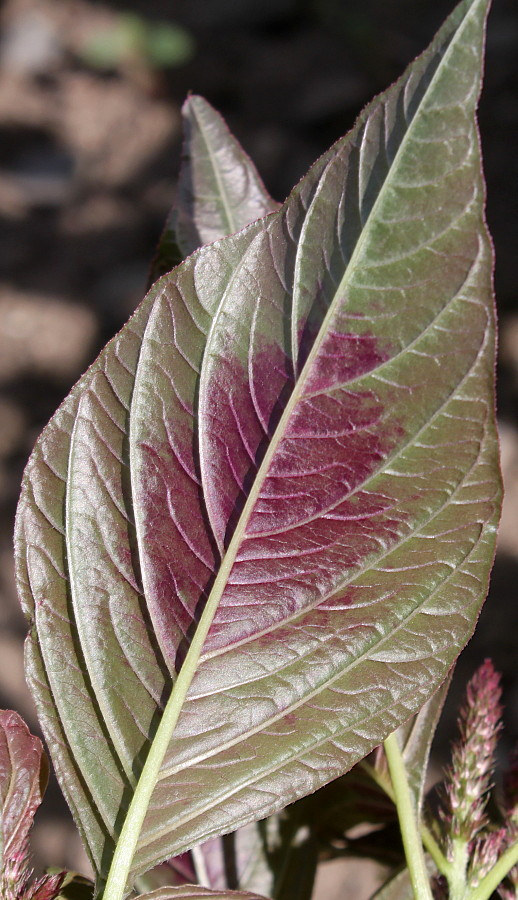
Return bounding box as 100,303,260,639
467,837,518,900
448,836,469,900
100,686,182,900
100,554,237,899
359,759,395,802
383,733,434,900
358,760,450,878
421,824,450,878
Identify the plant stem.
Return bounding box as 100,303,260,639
384,732,434,900
359,759,395,802
100,685,183,900
421,824,450,878
448,836,469,900
191,845,211,888
467,837,518,900
359,760,450,878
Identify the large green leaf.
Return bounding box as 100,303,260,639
15,0,499,895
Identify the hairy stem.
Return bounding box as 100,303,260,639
359,760,450,877
448,836,469,900
421,825,450,878
384,733,434,900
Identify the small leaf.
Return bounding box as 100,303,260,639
195,830,274,896
135,888,268,900
56,872,94,900
15,0,499,892
0,709,48,867
398,675,452,815
371,857,436,899
195,803,319,899
371,867,417,900
155,855,197,888
150,95,280,281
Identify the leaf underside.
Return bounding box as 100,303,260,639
150,94,280,282
137,888,268,900
0,709,47,867
304,675,452,872
15,0,499,892
372,856,437,899
195,802,319,900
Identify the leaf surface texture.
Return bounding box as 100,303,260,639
15,0,499,889
150,95,280,281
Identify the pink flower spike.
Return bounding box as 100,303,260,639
441,659,503,850
28,872,66,900
0,839,66,900
469,827,508,887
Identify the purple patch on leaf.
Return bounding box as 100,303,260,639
201,323,403,650
304,329,388,394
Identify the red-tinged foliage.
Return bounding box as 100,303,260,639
0,711,64,900
0,710,47,862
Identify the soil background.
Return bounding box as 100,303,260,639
0,0,517,897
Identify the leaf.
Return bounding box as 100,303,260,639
135,888,268,900
339,674,453,833
339,822,405,868
150,95,280,282
394,673,452,815
195,831,275,896
310,761,397,838
195,810,319,900
302,679,451,869
154,855,197,888
371,858,436,899
370,866,417,900
15,0,499,894
288,677,451,851
0,709,48,867
56,872,95,900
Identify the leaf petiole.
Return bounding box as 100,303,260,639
383,733,435,900
358,760,450,877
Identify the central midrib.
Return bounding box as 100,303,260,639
196,101,238,236
197,5,470,637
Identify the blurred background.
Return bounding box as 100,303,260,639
0,0,517,896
